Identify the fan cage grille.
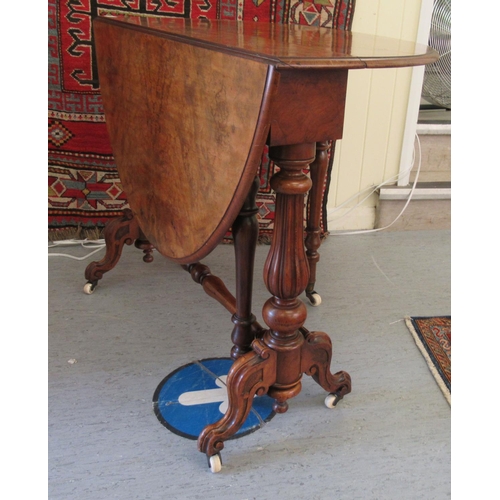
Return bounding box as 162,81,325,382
422,0,451,108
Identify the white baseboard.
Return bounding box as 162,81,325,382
416,123,451,135
379,184,451,201
327,206,376,231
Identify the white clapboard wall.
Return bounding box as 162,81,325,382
327,0,431,231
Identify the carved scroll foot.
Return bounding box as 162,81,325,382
198,339,277,461
83,209,154,293
301,330,352,404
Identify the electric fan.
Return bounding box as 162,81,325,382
422,0,451,109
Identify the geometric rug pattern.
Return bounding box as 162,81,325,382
48,0,356,241
405,316,451,405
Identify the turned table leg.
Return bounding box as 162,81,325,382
305,140,334,307
231,176,261,359
261,143,315,412
182,175,265,358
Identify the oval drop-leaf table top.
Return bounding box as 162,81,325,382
99,16,438,69
93,17,437,264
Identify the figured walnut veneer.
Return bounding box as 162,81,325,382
94,21,276,264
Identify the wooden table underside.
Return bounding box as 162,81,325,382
93,16,437,471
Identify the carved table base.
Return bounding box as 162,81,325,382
198,331,351,463
83,208,155,294
198,142,351,471
83,142,351,472
82,142,348,473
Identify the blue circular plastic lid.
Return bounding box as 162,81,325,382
153,358,275,440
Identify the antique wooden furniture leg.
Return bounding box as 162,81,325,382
198,143,351,471
182,176,265,358
230,175,261,359
264,144,350,411
305,140,335,307
83,208,154,294
262,143,316,412
301,328,352,408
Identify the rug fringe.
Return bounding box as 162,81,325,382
404,317,451,406
49,227,104,242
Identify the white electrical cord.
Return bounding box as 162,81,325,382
48,239,106,260
327,155,415,222
329,133,422,236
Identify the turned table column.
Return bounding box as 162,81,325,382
262,142,315,412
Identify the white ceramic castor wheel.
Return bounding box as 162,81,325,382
308,292,322,307
83,282,95,295
208,453,222,473
324,393,340,409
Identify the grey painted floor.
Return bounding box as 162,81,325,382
48,229,451,499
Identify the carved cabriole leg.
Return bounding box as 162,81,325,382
197,339,277,458
231,176,260,359
84,208,153,291
305,140,334,305
301,330,352,402
262,143,315,413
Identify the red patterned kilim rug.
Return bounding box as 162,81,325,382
48,0,356,241
405,316,451,405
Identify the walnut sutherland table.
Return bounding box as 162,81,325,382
93,16,437,473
